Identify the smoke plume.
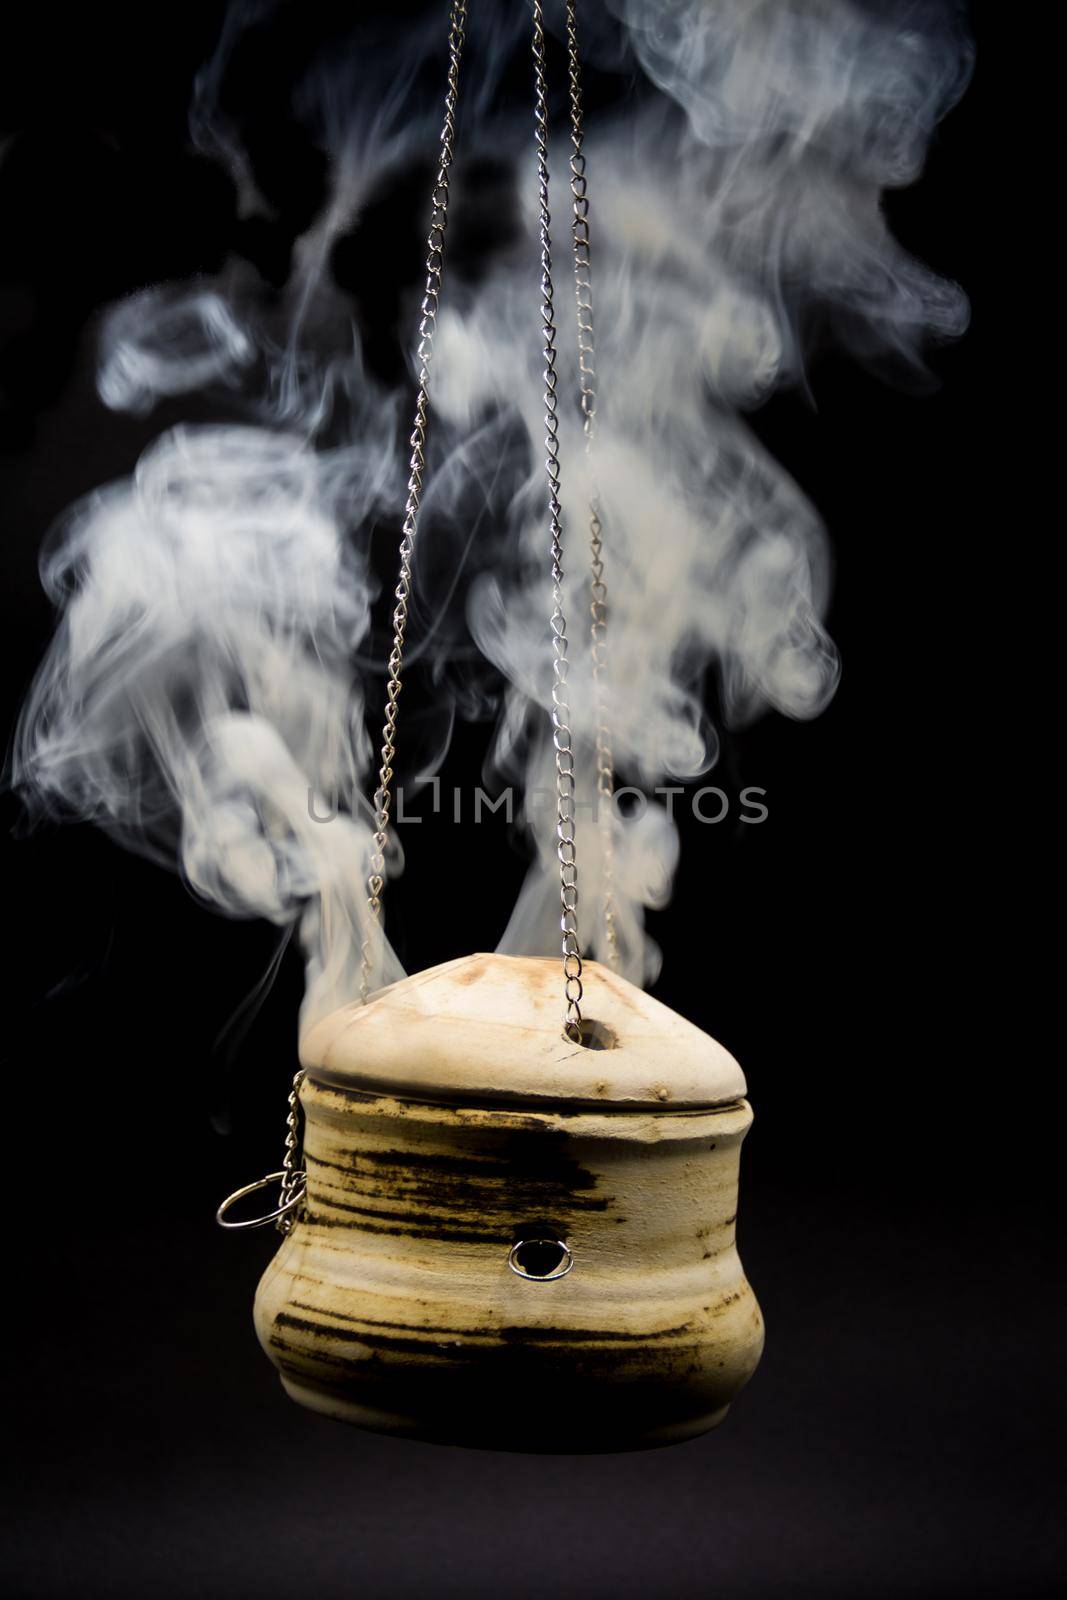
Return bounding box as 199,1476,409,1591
11,0,971,1030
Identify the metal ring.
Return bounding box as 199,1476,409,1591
506,1238,574,1282
215,1171,307,1231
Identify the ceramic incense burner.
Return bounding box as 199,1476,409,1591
254,952,763,1452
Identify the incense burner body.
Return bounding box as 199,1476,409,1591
253,954,763,1452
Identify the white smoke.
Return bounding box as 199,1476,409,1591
11,0,971,1028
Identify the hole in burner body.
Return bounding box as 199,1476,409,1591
576,1018,617,1051
507,1232,573,1281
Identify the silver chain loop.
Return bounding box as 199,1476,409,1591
215,1068,306,1233
360,0,468,1003
533,0,584,1043
566,0,618,973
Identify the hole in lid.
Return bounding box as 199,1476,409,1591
576,1018,617,1051
511,1238,569,1278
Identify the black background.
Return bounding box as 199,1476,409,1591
3,5,1060,1598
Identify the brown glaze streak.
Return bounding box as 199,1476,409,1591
308,1158,610,1217
303,1205,503,1246
304,1124,612,1244
287,1299,696,1345
312,1078,744,1118
310,1151,607,1202
271,1312,701,1360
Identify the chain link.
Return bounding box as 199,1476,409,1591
532,0,584,1043
360,0,468,1002
566,0,618,973
276,1069,307,1236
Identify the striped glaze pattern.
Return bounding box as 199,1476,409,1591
253,1076,764,1452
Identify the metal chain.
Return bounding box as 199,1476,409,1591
215,1067,307,1233
276,1069,306,1236
219,7,617,1242
566,0,618,972
532,0,584,1043
359,0,468,1002
219,4,470,1236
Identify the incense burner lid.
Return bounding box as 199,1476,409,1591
299,952,746,1111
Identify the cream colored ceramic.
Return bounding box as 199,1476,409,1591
254,953,764,1452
